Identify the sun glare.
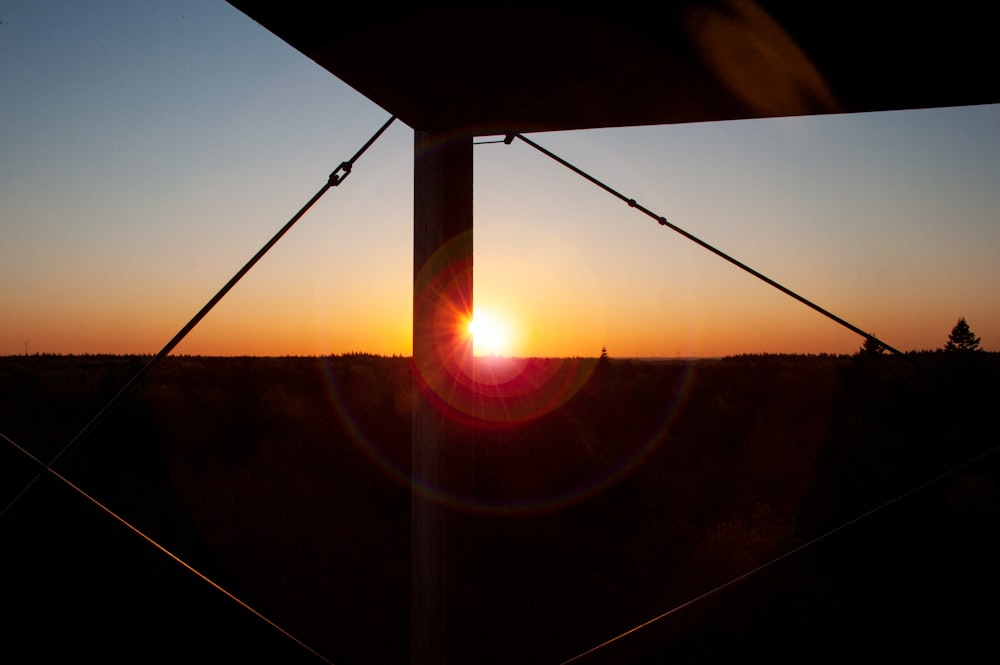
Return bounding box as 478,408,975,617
467,308,513,357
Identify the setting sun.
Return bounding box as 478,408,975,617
467,308,515,357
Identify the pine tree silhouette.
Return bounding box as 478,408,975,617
944,317,981,353
857,335,886,357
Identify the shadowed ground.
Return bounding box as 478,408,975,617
2,352,998,663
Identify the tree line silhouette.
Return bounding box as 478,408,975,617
0,316,995,663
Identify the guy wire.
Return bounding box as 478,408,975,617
0,115,395,524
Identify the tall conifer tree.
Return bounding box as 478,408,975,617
944,317,981,352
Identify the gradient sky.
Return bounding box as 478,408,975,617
2,1,998,358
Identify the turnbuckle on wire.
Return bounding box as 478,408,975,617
327,161,352,187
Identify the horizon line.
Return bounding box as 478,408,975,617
3,350,985,361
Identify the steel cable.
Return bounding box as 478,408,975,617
509,132,915,364
500,132,990,664
0,115,395,524
0,430,336,664
558,439,1000,664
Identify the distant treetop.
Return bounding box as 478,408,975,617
857,335,887,357
944,317,982,353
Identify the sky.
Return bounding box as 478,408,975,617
2,1,998,358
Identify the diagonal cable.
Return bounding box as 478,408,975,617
559,438,1000,664
0,115,396,523
503,132,990,664
0,430,336,664
509,132,914,364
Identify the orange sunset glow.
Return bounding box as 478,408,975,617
4,5,1000,665
2,4,998,359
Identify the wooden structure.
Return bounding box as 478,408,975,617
226,2,999,662
228,2,998,132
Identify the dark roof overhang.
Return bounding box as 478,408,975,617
227,2,1000,133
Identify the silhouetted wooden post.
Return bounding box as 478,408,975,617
412,129,475,664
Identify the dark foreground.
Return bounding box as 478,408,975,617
2,352,998,663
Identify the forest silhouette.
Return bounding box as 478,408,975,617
1,339,998,663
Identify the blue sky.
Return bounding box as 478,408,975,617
2,1,998,357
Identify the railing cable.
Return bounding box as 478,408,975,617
559,438,1000,664
0,430,336,664
0,115,396,524
501,133,995,663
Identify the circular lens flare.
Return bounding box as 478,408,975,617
316,226,700,515
318,354,698,516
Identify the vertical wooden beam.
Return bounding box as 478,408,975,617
412,129,474,664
